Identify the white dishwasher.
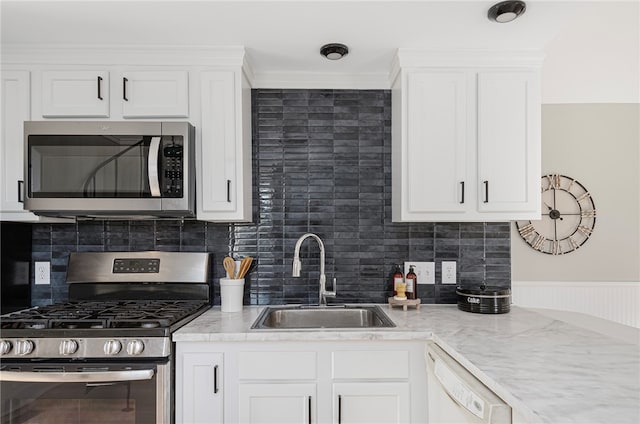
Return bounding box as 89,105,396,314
426,343,512,424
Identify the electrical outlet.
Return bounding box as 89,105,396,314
442,261,456,284
404,261,435,285
35,261,50,285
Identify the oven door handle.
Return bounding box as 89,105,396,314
0,369,154,383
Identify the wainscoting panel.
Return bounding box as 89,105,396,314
512,281,640,328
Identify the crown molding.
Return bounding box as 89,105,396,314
252,71,390,89
395,48,545,69
1,44,249,68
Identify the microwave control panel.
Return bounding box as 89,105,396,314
161,141,183,198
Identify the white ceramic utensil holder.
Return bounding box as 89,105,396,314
220,278,244,312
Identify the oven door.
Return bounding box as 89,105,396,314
0,362,169,424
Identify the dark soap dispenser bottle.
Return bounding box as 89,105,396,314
406,265,417,300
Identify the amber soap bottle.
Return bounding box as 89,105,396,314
392,264,404,297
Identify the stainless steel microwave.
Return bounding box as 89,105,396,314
23,121,195,219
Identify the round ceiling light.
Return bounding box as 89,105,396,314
320,43,349,60
488,1,526,23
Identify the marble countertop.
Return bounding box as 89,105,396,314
173,304,640,424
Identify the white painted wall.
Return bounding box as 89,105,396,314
513,2,639,324
541,1,640,104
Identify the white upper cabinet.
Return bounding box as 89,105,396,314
392,52,542,222
37,69,189,119
197,70,252,222
0,70,38,221
120,70,189,118
41,70,110,117
403,71,469,215
476,70,540,214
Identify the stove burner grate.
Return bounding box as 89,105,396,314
1,300,208,330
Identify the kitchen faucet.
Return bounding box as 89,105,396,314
292,233,336,306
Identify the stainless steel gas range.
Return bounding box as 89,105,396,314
0,251,211,424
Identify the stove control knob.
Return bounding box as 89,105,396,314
126,340,145,356
104,339,122,356
59,339,79,356
15,340,34,356
0,340,12,355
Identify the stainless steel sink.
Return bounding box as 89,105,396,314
251,305,395,329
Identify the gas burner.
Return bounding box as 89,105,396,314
26,322,47,330
51,320,108,330
0,320,49,330
141,322,161,328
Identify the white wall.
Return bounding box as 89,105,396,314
512,2,640,325
541,1,639,104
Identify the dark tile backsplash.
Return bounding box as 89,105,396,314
25,89,510,307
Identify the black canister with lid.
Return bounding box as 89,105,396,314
456,284,511,314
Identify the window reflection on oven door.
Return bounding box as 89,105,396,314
0,362,169,424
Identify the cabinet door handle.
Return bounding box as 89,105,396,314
226,180,232,203
308,396,312,424
17,180,24,203
213,365,219,394
97,76,103,100
483,180,489,203
123,77,128,101
459,181,465,204
338,394,342,424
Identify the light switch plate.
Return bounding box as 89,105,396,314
404,261,435,284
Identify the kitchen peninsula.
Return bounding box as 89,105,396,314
173,305,640,424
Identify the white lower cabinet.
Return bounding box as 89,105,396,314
333,382,410,424
176,351,224,424
175,341,426,424
239,383,316,424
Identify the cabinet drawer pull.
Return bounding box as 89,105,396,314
226,180,231,203
459,181,465,204
308,396,312,424
17,180,24,203
338,394,342,424
123,77,128,101
483,180,489,203
213,365,219,394
97,76,103,100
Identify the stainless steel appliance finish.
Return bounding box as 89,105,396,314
251,305,396,329
0,251,211,424
66,251,209,284
23,121,195,219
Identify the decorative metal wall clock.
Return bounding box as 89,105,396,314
515,174,596,255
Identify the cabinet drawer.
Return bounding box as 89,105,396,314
238,351,317,380
332,350,409,380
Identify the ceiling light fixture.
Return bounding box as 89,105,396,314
488,1,526,23
320,43,349,60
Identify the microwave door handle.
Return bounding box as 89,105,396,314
0,369,154,383
148,136,161,197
